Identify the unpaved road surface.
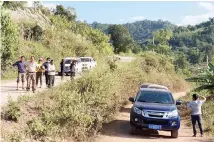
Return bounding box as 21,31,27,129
0,75,72,106
96,92,214,142
0,57,135,106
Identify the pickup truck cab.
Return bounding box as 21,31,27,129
80,57,97,71
129,88,182,138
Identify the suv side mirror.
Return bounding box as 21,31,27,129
129,97,135,103
176,100,182,105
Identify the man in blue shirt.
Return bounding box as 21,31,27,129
12,56,26,90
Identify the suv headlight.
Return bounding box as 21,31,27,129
133,107,142,115
168,110,178,118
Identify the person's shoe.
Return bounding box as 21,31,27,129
33,90,35,93
40,86,42,88
22,87,25,90
16,88,19,90
192,134,196,137
201,134,203,137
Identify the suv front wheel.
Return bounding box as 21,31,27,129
171,130,178,138
129,125,139,135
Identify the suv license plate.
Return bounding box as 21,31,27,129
148,124,162,130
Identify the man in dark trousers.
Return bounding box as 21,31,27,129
187,94,206,137
60,59,65,80
42,57,50,87
12,56,26,90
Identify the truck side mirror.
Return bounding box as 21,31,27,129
129,97,135,103
176,100,182,105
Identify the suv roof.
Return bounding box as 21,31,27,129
140,83,169,90
139,88,170,93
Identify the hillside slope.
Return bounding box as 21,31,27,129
1,6,113,79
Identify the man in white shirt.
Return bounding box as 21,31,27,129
25,56,38,93
48,59,56,88
187,94,206,137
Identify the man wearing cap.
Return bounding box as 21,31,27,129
25,56,38,93
42,57,50,87
36,58,44,88
12,56,26,90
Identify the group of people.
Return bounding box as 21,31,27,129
13,56,56,93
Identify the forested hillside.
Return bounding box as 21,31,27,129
169,18,214,65
92,18,214,68
91,20,176,43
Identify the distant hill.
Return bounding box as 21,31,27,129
91,20,176,43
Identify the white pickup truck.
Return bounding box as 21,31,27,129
80,57,97,71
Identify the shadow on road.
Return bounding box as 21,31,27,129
100,119,214,141
100,119,175,140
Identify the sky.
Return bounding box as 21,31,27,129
29,1,214,26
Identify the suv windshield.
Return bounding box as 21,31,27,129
136,91,174,104
81,58,90,62
65,59,71,64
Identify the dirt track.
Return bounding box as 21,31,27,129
95,92,214,142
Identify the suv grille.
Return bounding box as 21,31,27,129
147,111,164,118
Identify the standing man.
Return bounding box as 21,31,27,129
48,59,56,88
12,56,26,90
25,56,38,93
70,60,76,80
42,57,50,87
187,94,206,137
60,59,65,80
36,58,44,88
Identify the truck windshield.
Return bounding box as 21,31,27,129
65,59,71,64
136,91,174,104
81,58,90,62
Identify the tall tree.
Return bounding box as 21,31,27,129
108,25,136,53
1,10,19,70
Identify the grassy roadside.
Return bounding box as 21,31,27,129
179,91,214,137
1,53,188,142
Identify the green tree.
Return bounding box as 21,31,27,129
153,29,173,45
55,5,76,21
1,10,19,70
2,1,27,9
108,25,136,53
173,52,190,75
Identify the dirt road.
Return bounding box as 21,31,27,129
95,92,214,142
0,75,72,106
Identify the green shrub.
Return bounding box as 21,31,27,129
2,97,21,122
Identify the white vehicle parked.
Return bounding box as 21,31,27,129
80,57,97,70
59,57,82,76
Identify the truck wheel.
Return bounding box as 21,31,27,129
129,125,137,135
171,130,178,138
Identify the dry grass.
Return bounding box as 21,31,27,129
1,53,188,142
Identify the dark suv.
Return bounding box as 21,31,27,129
129,88,182,138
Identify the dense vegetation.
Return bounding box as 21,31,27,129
1,52,187,142
92,18,214,69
